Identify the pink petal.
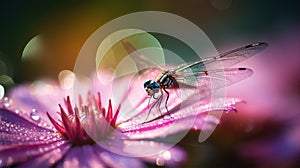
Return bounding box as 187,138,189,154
56,145,106,168
0,108,61,146
7,82,68,126
0,140,68,167
122,140,186,166
17,142,70,168
55,145,145,168
95,145,146,168
119,98,242,140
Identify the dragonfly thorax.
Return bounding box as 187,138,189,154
156,71,178,89
144,79,160,96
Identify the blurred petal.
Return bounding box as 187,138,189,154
56,145,106,168
56,145,145,168
7,81,69,125
0,140,68,167
96,145,146,168
122,140,186,166
0,108,61,146
17,143,70,168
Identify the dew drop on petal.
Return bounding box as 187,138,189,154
156,157,165,166
193,126,198,131
6,157,13,166
1,97,11,108
63,161,71,168
30,108,40,122
15,109,20,114
163,115,171,120
163,151,171,160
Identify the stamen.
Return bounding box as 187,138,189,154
46,92,121,146
59,104,74,140
111,104,121,127
107,100,113,121
64,96,74,115
46,112,67,137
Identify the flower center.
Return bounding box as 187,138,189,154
47,92,120,146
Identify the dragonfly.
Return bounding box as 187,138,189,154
121,40,268,121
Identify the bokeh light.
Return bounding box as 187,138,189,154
0,75,14,87
58,69,75,90
0,84,5,99
0,1,299,167
22,34,44,61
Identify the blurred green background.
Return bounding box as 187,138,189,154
0,0,298,82
0,0,299,167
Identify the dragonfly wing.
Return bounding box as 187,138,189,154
175,68,253,97
216,42,268,67
178,67,253,88
174,42,268,73
121,39,164,72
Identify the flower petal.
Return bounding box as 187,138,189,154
0,140,68,167
56,145,145,168
95,145,146,168
120,98,242,140
122,140,186,166
56,145,106,168
16,142,70,168
0,108,61,146
7,81,69,125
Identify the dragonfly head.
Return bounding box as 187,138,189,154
144,79,160,96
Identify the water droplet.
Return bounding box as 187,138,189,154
15,109,20,114
2,97,11,108
163,151,171,160
163,115,171,120
156,157,165,166
193,126,198,130
30,108,40,122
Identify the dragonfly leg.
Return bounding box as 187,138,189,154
144,96,157,122
145,91,162,122
162,88,171,116
147,96,152,108
144,89,164,123
156,93,163,116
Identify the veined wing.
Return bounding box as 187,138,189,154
174,42,268,74
121,39,165,74
175,67,253,90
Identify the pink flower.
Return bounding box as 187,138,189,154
0,70,240,167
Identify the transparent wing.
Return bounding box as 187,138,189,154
174,42,268,74
121,39,165,76
174,68,253,100
176,67,253,88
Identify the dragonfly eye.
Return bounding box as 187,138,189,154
143,79,152,89
143,80,160,96
144,79,159,88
